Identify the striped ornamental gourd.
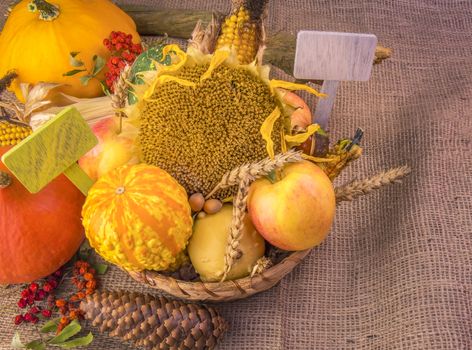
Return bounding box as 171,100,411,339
82,164,193,272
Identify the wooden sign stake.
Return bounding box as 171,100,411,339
294,31,378,129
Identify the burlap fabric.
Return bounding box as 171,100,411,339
1,0,472,349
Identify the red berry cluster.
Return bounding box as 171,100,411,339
54,261,98,333
14,268,63,325
103,31,143,92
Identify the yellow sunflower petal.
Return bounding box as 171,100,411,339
280,129,288,153
285,124,320,144
302,153,337,163
157,75,196,87
156,44,188,75
201,49,231,82
260,107,281,159
269,80,327,98
143,75,197,101
222,196,233,203
142,47,189,100
144,75,197,101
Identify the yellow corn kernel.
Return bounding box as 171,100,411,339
216,6,259,64
0,121,32,146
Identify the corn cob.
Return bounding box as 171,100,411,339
0,120,31,147
215,0,268,64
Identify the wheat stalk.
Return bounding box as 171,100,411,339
221,177,251,282
335,165,411,203
205,149,303,199
216,150,303,280
250,256,273,277
111,65,131,118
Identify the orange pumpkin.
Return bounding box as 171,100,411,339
82,164,193,272
0,0,140,102
0,147,85,284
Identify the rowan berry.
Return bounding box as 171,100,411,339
28,282,39,293
41,309,52,318
14,315,23,325
17,298,27,309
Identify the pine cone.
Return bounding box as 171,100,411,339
79,290,228,350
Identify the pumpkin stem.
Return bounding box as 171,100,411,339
0,171,12,189
28,0,60,21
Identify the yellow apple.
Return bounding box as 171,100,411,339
188,205,265,282
247,160,335,251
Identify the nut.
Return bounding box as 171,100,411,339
189,193,205,212
203,199,223,215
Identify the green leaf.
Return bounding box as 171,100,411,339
55,333,93,349
79,240,91,251
11,332,25,349
63,69,86,77
79,75,93,86
78,241,92,260
267,170,277,184
49,320,81,344
93,263,108,275
69,52,84,67
316,127,327,136
25,340,46,350
99,81,111,96
91,55,105,76
40,318,60,333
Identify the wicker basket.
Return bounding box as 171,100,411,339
111,2,405,303
126,165,410,302
128,250,310,302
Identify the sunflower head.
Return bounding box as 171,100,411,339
127,45,324,198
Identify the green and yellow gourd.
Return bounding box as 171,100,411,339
82,164,193,272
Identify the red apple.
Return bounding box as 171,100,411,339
247,160,335,251
281,90,316,155
79,116,137,180
280,90,313,129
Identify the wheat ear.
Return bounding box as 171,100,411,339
218,151,304,281
206,149,302,199
221,177,251,282
335,165,411,203
111,65,131,118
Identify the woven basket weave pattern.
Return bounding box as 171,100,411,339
129,250,310,302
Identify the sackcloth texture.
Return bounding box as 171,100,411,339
1,0,471,349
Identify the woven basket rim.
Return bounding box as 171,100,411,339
128,249,311,302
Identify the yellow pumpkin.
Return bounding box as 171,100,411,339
82,164,193,272
0,0,139,102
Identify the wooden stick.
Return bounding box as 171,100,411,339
120,6,392,77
